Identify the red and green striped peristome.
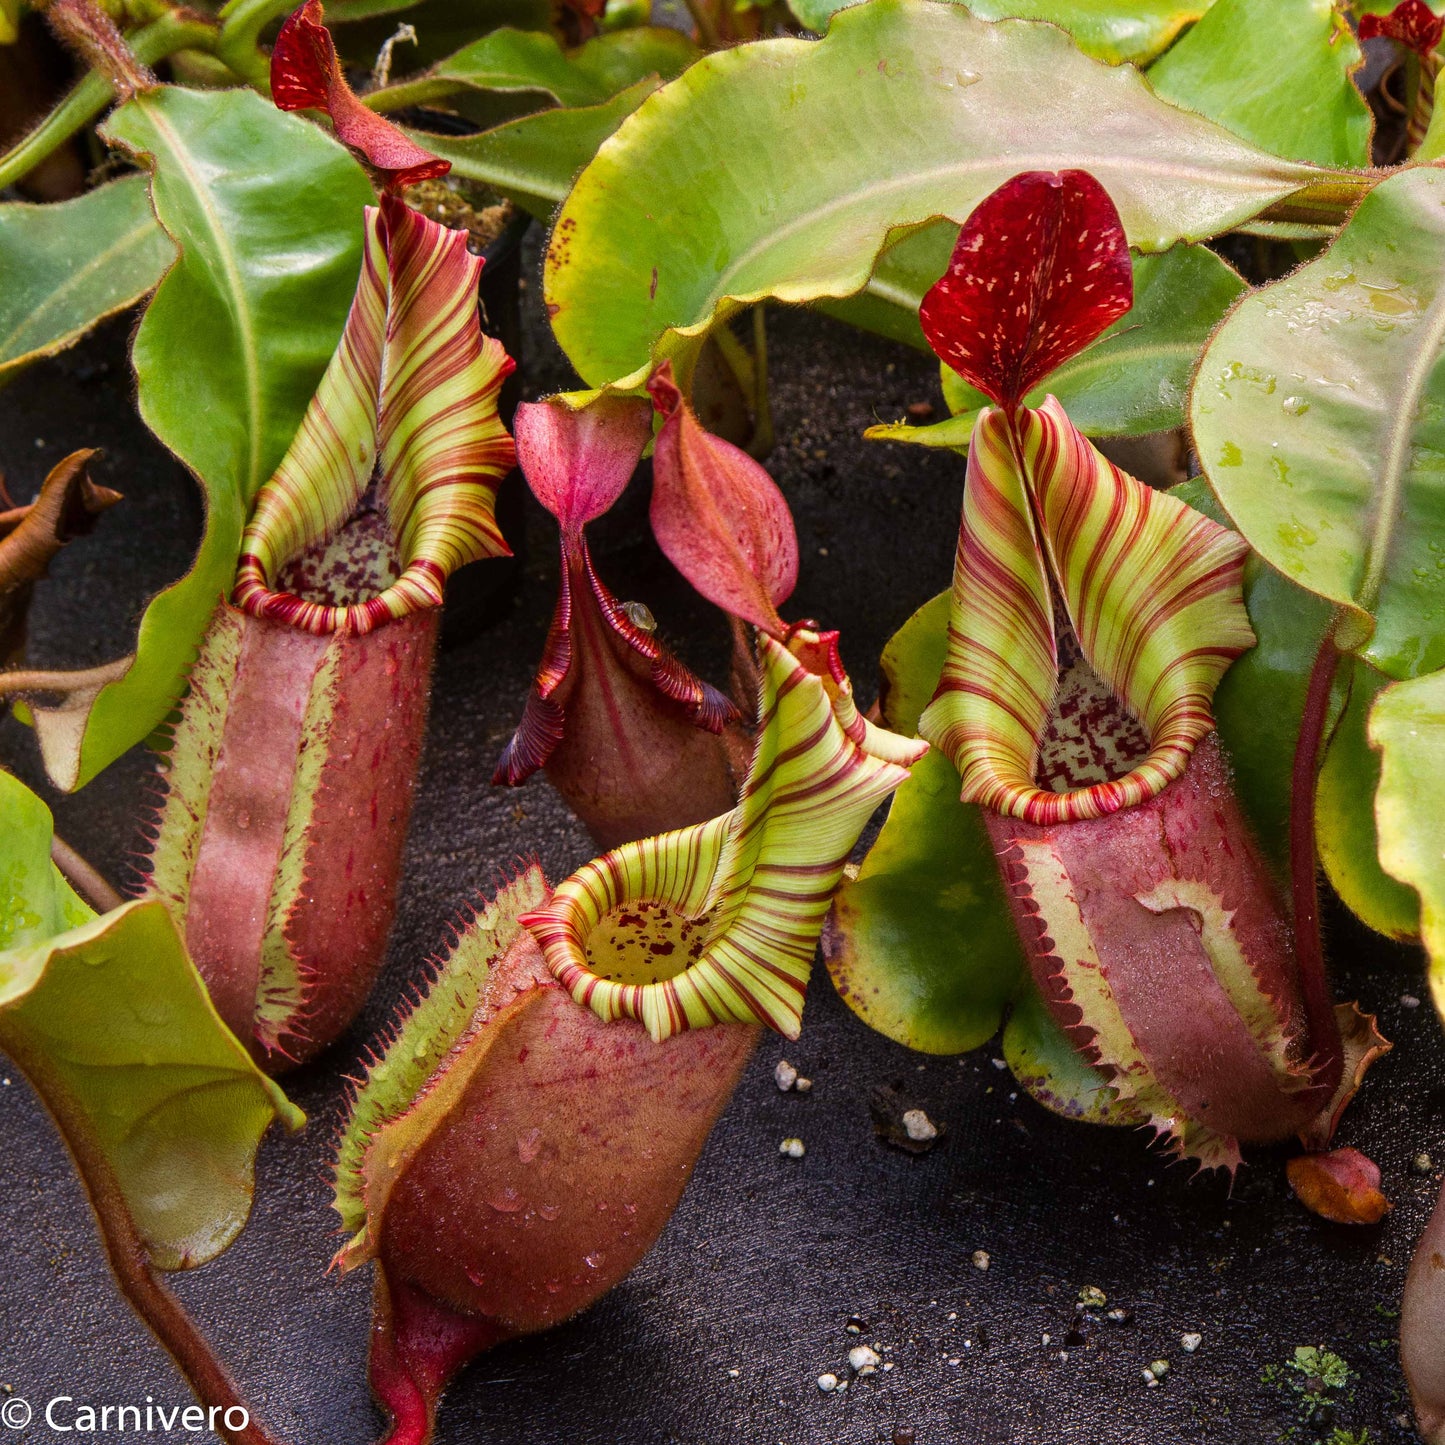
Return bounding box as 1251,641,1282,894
522,632,927,1042
233,195,514,635
919,397,1255,825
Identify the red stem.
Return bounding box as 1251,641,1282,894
84,1160,289,1445
3,1028,289,1445
1290,627,1345,1111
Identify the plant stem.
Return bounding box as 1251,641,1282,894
214,0,290,45
83,1154,286,1445
679,0,721,51
0,11,217,190
213,0,294,92
50,834,124,912
747,304,774,460
363,76,461,115
1290,624,1346,1110
0,656,132,699
0,1020,289,1445
1260,173,1373,229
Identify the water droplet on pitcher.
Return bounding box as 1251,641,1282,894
487,1187,523,1213
539,1202,561,1221
517,1127,542,1163
584,1251,606,1270
1281,395,1309,416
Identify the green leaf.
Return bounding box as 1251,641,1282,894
1370,670,1445,1017
1192,166,1445,684
813,219,951,350
424,26,696,106
379,26,697,108
543,0,1359,390
960,0,1215,64
1318,660,1422,940
26,87,373,792
0,177,174,387
789,0,1215,63
1002,979,1133,1124
826,593,1023,1054
412,78,661,219
871,244,1246,447
0,773,302,1271
1352,0,1443,12
1185,478,1419,939
1147,0,1371,168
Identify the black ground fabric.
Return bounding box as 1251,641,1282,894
0,232,1439,1445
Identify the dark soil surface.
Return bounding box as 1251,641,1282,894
0,229,1439,1445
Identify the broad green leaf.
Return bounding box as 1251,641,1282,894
372,26,697,109
1187,478,1419,938
1192,166,1445,684
1370,670,1445,1018
1147,0,1371,169
789,0,1214,62
826,593,1023,1054
26,87,373,792
544,0,1360,390
1002,979,1132,1124
413,79,660,219
0,773,302,1271
0,177,174,387
1353,0,1443,11
1319,660,1422,939
814,219,951,350
961,0,1214,63
870,245,1246,447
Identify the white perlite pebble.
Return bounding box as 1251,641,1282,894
795,1076,813,1093
779,1137,806,1159
817,1374,839,1393
902,1108,939,1142
1181,1334,1202,1354
971,1250,990,1271
775,1060,799,1091
848,1346,880,1374
1403,994,1422,1008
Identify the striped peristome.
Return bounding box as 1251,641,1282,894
920,397,1254,824
524,633,927,1042
234,195,514,635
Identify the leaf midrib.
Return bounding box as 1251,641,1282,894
698,151,1309,322
141,97,265,496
